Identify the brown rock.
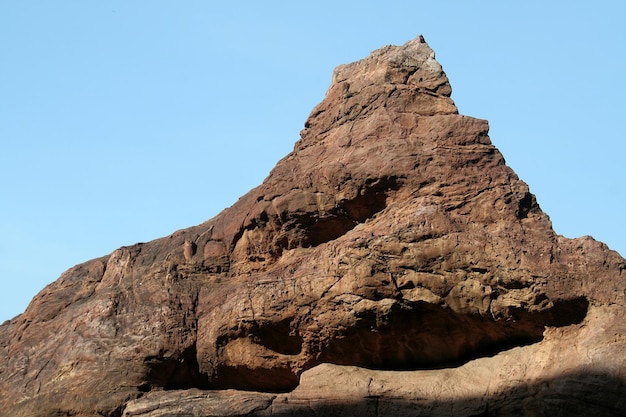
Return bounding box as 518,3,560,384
1,36,625,417
121,389,275,417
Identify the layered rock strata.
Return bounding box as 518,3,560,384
1,36,625,417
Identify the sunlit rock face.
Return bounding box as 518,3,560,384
1,36,625,417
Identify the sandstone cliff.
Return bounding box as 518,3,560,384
1,36,625,417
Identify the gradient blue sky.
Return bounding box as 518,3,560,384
1,1,624,322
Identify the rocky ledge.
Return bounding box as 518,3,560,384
1,36,625,417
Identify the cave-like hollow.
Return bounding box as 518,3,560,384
142,296,588,393
316,297,589,370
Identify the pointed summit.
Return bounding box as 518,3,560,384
331,35,454,101
300,36,457,149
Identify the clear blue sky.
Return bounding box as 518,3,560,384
1,1,624,322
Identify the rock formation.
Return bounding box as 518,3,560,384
1,36,625,417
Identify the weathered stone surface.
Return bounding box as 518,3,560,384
122,305,626,416
122,389,276,417
1,36,625,417
260,303,626,416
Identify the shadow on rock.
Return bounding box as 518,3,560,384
265,369,626,417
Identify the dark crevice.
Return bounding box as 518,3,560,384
305,216,359,247
517,192,535,219
315,297,589,371
303,176,402,248
210,365,299,393
231,177,402,265
143,345,211,391
107,404,125,417
342,177,400,222
528,296,589,327
236,176,403,261
249,318,303,356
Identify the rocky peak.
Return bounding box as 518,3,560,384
330,35,454,103
0,36,624,417
299,36,456,150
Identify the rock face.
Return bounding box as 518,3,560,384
1,36,625,417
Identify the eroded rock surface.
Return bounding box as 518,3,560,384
1,36,625,417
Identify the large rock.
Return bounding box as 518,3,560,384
1,36,625,417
